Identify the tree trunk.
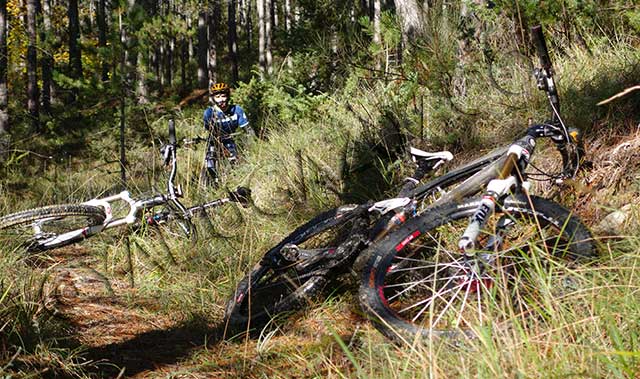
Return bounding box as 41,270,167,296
0,0,8,136
26,0,39,129
97,0,109,81
152,47,160,92
135,50,148,103
265,0,273,75
40,0,53,113
209,1,221,84
284,0,291,32
245,0,252,52
284,0,292,69
228,0,239,84
166,38,174,88
180,37,187,93
68,0,82,101
394,0,424,47
257,0,266,76
373,0,381,72
197,10,208,88
270,0,277,31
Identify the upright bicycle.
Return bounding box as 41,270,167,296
0,120,251,253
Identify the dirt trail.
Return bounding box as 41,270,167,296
40,245,230,378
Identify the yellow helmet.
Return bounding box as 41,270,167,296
210,82,230,95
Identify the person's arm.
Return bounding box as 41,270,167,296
236,106,256,138
203,108,212,131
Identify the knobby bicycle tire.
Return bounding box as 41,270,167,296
0,204,106,252
359,194,596,343
224,205,365,332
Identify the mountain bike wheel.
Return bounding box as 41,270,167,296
359,194,596,343
202,201,245,239
0,204,106,252
225,205,366,332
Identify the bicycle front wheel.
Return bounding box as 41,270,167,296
225,205,366,332
0,204,106,252
359,194,596,343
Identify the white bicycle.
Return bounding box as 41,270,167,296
0,120,250,252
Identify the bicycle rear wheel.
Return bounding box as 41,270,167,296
359,195,596,343
225,205,366,333
0,204,106,252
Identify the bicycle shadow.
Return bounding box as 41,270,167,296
83,319,229,377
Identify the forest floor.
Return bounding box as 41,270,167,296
43,246,360,378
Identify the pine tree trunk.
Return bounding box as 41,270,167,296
166,38,174,88
97,0,109,81
180,37,187,93
257,0,266,76
0,0,8,136
245,0,252,52
284,0,291,32
197,10,208,88
394,0,424,47
135,51,148,103
40,0,53,113
228,0,239,84
68,0,82,101
157,45,164,92
284,0,292,69
373,0,381,72
209,1,220,84
26,0,39,129
270,0,277,31
265,0,272,75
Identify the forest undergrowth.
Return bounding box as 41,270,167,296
1,30,640,378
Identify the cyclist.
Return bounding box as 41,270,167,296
202,82,255,186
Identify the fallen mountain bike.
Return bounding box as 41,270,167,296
0,120,251,253
224,140,514,331
358,25,597,342
224,25,596,338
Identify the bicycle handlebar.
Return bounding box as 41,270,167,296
531,25,552,72
531,25,561,122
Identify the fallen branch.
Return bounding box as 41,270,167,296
597,85,640,106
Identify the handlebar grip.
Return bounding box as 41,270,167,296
531,25,552,72
168,119,177,145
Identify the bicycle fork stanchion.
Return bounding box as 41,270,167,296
458,138,535,255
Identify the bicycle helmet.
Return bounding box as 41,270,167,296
210,82,231,96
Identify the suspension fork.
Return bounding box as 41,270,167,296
457,137,535,255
